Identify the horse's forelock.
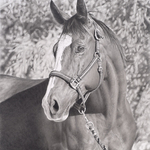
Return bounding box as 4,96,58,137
63,15,86,34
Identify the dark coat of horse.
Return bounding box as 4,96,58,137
0,0,136,149
0,75,49,150
0,75,124,150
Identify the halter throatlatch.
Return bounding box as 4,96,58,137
49,28,107,150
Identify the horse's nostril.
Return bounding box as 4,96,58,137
50,99,59,115
53,100,59,111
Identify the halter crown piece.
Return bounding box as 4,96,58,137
49,26,107,150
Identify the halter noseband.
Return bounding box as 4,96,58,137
49,27,103,114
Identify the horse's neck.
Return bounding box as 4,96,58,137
103,41,127,103
0,74,46,103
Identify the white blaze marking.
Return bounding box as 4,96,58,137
55,34,72,71
42,34,72,119
46,34,72,96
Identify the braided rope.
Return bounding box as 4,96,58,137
81,110,107,150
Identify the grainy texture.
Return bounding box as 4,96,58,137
0,0,150,149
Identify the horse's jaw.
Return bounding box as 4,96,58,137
49,113,69,122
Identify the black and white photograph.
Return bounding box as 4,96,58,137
0,0,150,149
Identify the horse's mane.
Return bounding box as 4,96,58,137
92,17,126,67
62,14,126,67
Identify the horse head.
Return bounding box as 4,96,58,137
42,0,106,122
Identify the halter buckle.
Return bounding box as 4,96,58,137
70,78,79,90
94,51,100,58
98,66,103,73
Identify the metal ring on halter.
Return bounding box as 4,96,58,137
70,79,79,90
78,102,86,114
94,29,103,41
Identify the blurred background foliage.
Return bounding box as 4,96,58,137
0,0,150,149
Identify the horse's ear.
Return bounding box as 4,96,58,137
50,0,66,24
76,0,87,23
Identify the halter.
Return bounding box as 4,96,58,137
49,28,103,114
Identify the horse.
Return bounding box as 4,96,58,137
42,0,136,149
0,0,136,149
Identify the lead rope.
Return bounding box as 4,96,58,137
77,85,107,150
81,110,107,150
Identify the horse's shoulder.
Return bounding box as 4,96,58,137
0,74,46,103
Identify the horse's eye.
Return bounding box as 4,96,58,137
76,45,85,53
